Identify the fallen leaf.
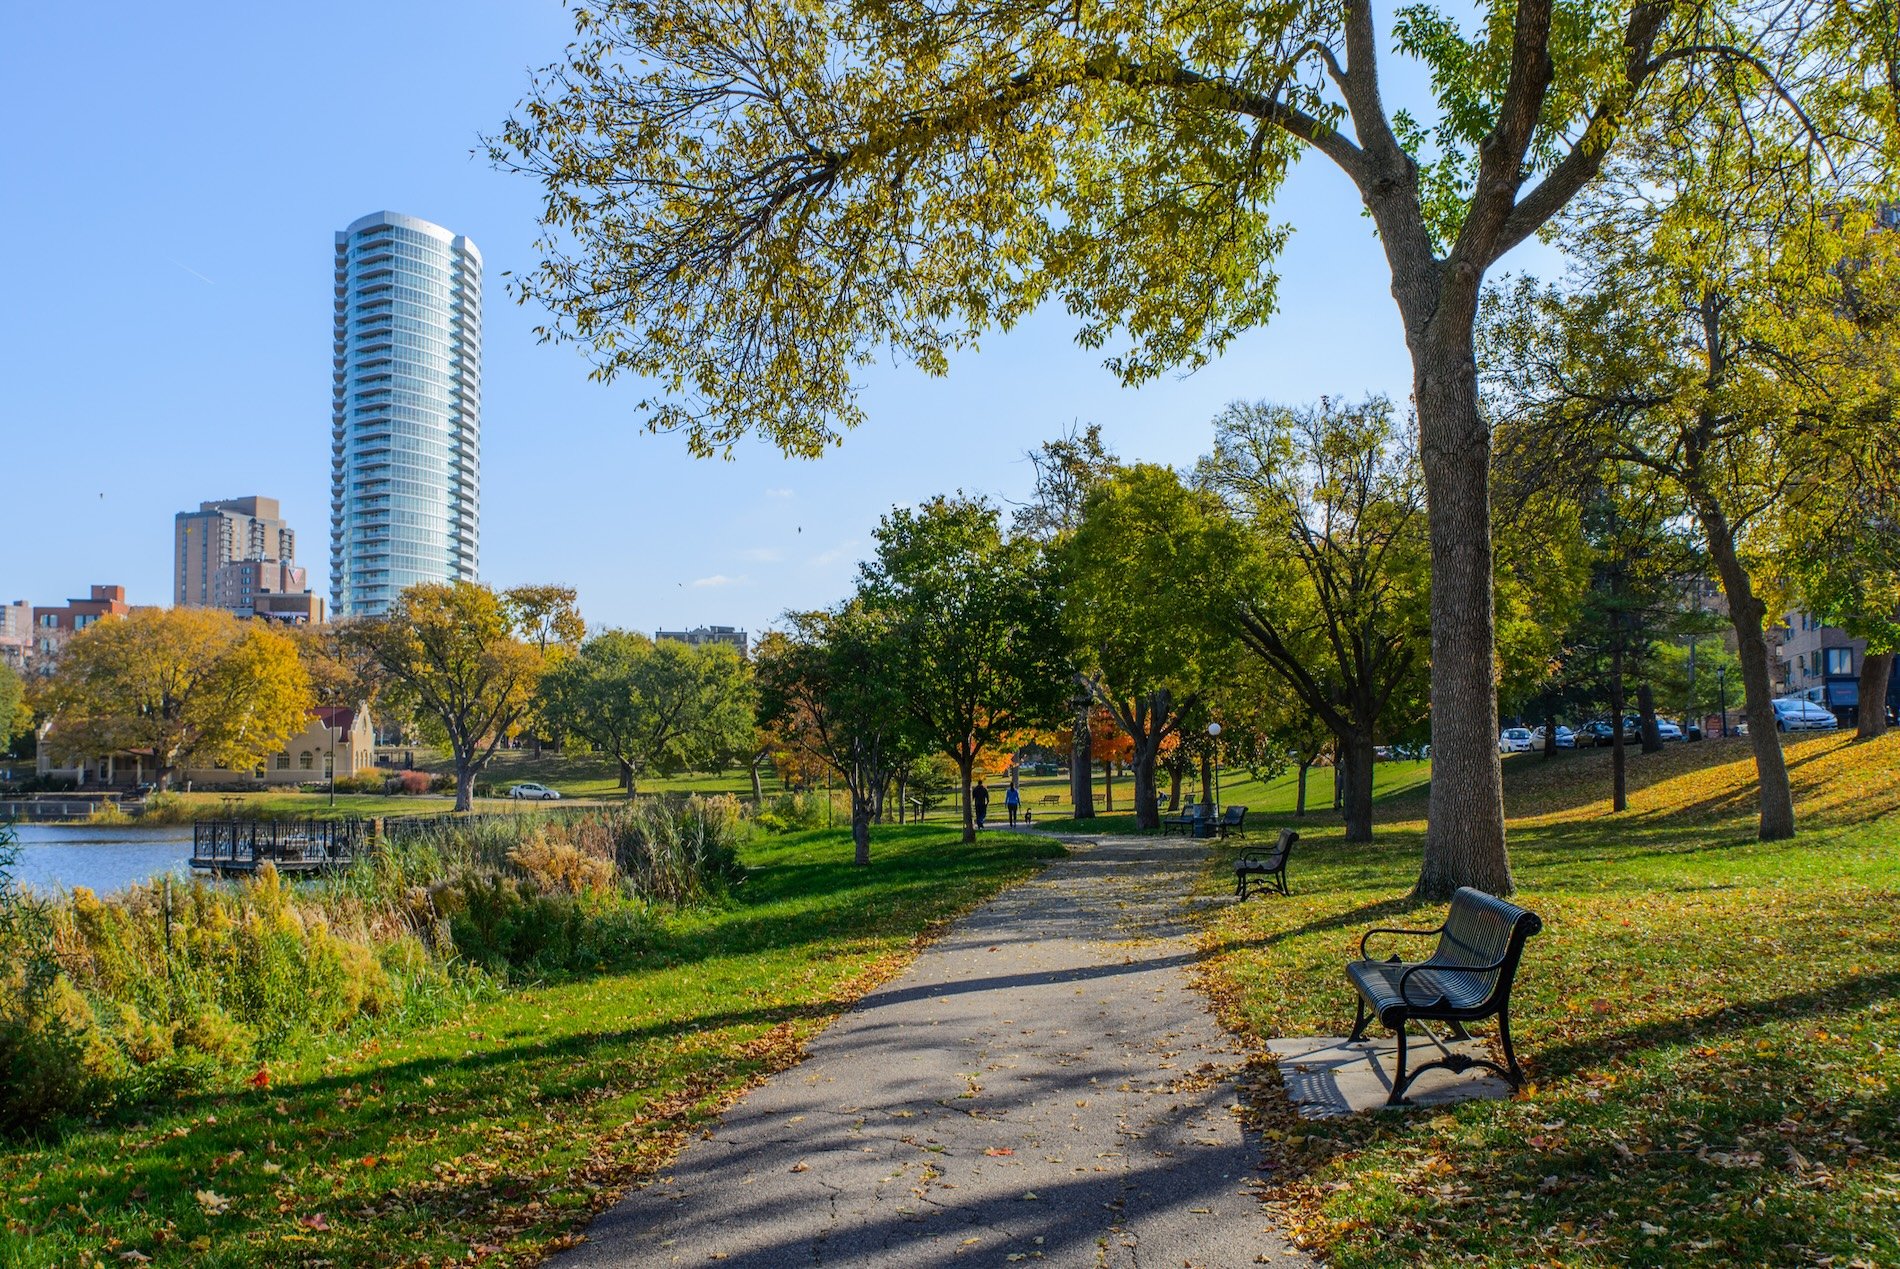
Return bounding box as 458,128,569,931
984,1148,1015,1157
297,1212,330,1231
195,1190,232,1216
789,1161,810,1173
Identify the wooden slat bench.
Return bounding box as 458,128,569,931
1234,827,1296,898
1346,886,1544,1105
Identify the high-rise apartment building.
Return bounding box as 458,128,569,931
330,211,482,618
175,496,296,607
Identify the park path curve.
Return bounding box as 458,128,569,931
554,833,1309,1268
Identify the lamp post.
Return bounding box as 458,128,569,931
1205,721,1223,813
329,715,338,807
1716,666,1728,738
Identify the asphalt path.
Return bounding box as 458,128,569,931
556,833,1310,1268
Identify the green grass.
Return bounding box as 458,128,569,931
1196,732,1900,1267
0,825,1065,1267
1031,759,1432,835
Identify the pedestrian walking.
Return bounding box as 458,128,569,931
972,779,990,829
1005,780,1021,827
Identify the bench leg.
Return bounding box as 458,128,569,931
1387,1026,1413,1106
1446,1019,1472,1042
1273,867,1289,897
1498,1005,1525,1088
1235,870,1248,899
1348,996,1370,1044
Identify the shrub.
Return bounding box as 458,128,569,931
85,801,131,826
393,770,433,795
330,772,386,795
753,790,829,834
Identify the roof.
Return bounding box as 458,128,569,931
313,705,367,733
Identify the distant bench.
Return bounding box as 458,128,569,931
1347,886,1544,1105
1234,827,1295,898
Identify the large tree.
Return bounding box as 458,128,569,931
1060,465,1241,830
1478,107,1891,839
349,582,543,811
754,608,911,865
0,663,26,755
1201,396,1431,844
492,0,1856,895
538,631,754,794
42,608,311,788
859,496,1069,842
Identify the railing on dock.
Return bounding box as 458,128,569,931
190,818,369,875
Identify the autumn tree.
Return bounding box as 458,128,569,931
1479,96,1890,840
755,609,911,865
42,608,311,788
858,496,1069,843
505,584,587,755
348,582,543,811
538,631,754,794
1016,425,1121,821
1061,466,1241,830
1201,396,1430,844
492,0,1864,895
0,664,25,754
288,622,384,709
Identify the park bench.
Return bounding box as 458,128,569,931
1039,792,1062,806
1234,827,1296,898
1160,803,1209,835
1346,886,1544,1106
1215,804,1248,839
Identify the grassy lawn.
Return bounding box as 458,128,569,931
1197,733,1900,1267
0,825,1065,1267
1032,759,1433,835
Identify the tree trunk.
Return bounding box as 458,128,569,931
1543,709,1558,760
1859,651,1893,740
1296,760,1311,817
1411,325,1513,899
1070,696,1095,820
958,754,976,844
1102,757,1113,811
749,752,765,801
851,800,871,866
1131,738,1162,830
1199,750,1213,809
1609,639,1629,813
620,759,635,794
1341,730,1376,844
1698,501,1796,840
1167,766,1182,811
1636,684,1663,754
454,758,475,812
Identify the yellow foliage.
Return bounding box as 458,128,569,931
508,833,617,896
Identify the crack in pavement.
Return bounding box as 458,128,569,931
554,835,1310,1267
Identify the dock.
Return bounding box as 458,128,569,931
190,818,369,877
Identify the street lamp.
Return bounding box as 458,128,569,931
1205,722,1223,813
1716,666,1728,738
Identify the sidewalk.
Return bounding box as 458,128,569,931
555,834,1308,1267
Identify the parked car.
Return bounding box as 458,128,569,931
1529,725,1577,750
1498,727,1534,754
1576,719,1635,748
1772,697,1840,732
1621,715,1685,742
507,782,563,800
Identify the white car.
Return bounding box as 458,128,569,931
1772,698,1839,732
1529,725,1577,749
1498,727,1534,753
507,782,563,800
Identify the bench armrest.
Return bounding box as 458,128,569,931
1359,925,1445,960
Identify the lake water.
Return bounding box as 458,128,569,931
3,823,196,896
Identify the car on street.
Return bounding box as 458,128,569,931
1621,715,1685,742
1498,727,1534,754
1529,725,1577,749
1772,697,1840,732
507,782,563,800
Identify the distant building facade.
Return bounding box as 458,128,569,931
38,703,375,788
330,211,483,618
30,585,133,665
175,496,296,608
210,559,323,623
0,601,30,671
1778,610,1864,692
655,625,750,657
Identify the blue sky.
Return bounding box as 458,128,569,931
1,1,1555,636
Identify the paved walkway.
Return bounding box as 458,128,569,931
557,835,1308,1268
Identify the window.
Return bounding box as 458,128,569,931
299,752,314,770
1825,648,1853,676
275,754,290,770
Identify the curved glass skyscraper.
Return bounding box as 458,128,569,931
330,211,481,618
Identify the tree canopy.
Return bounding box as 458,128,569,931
42,608,311,787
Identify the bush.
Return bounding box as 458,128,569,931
392,770,433,795
754,790,829,834
330,772,386,795
85,801,132,826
